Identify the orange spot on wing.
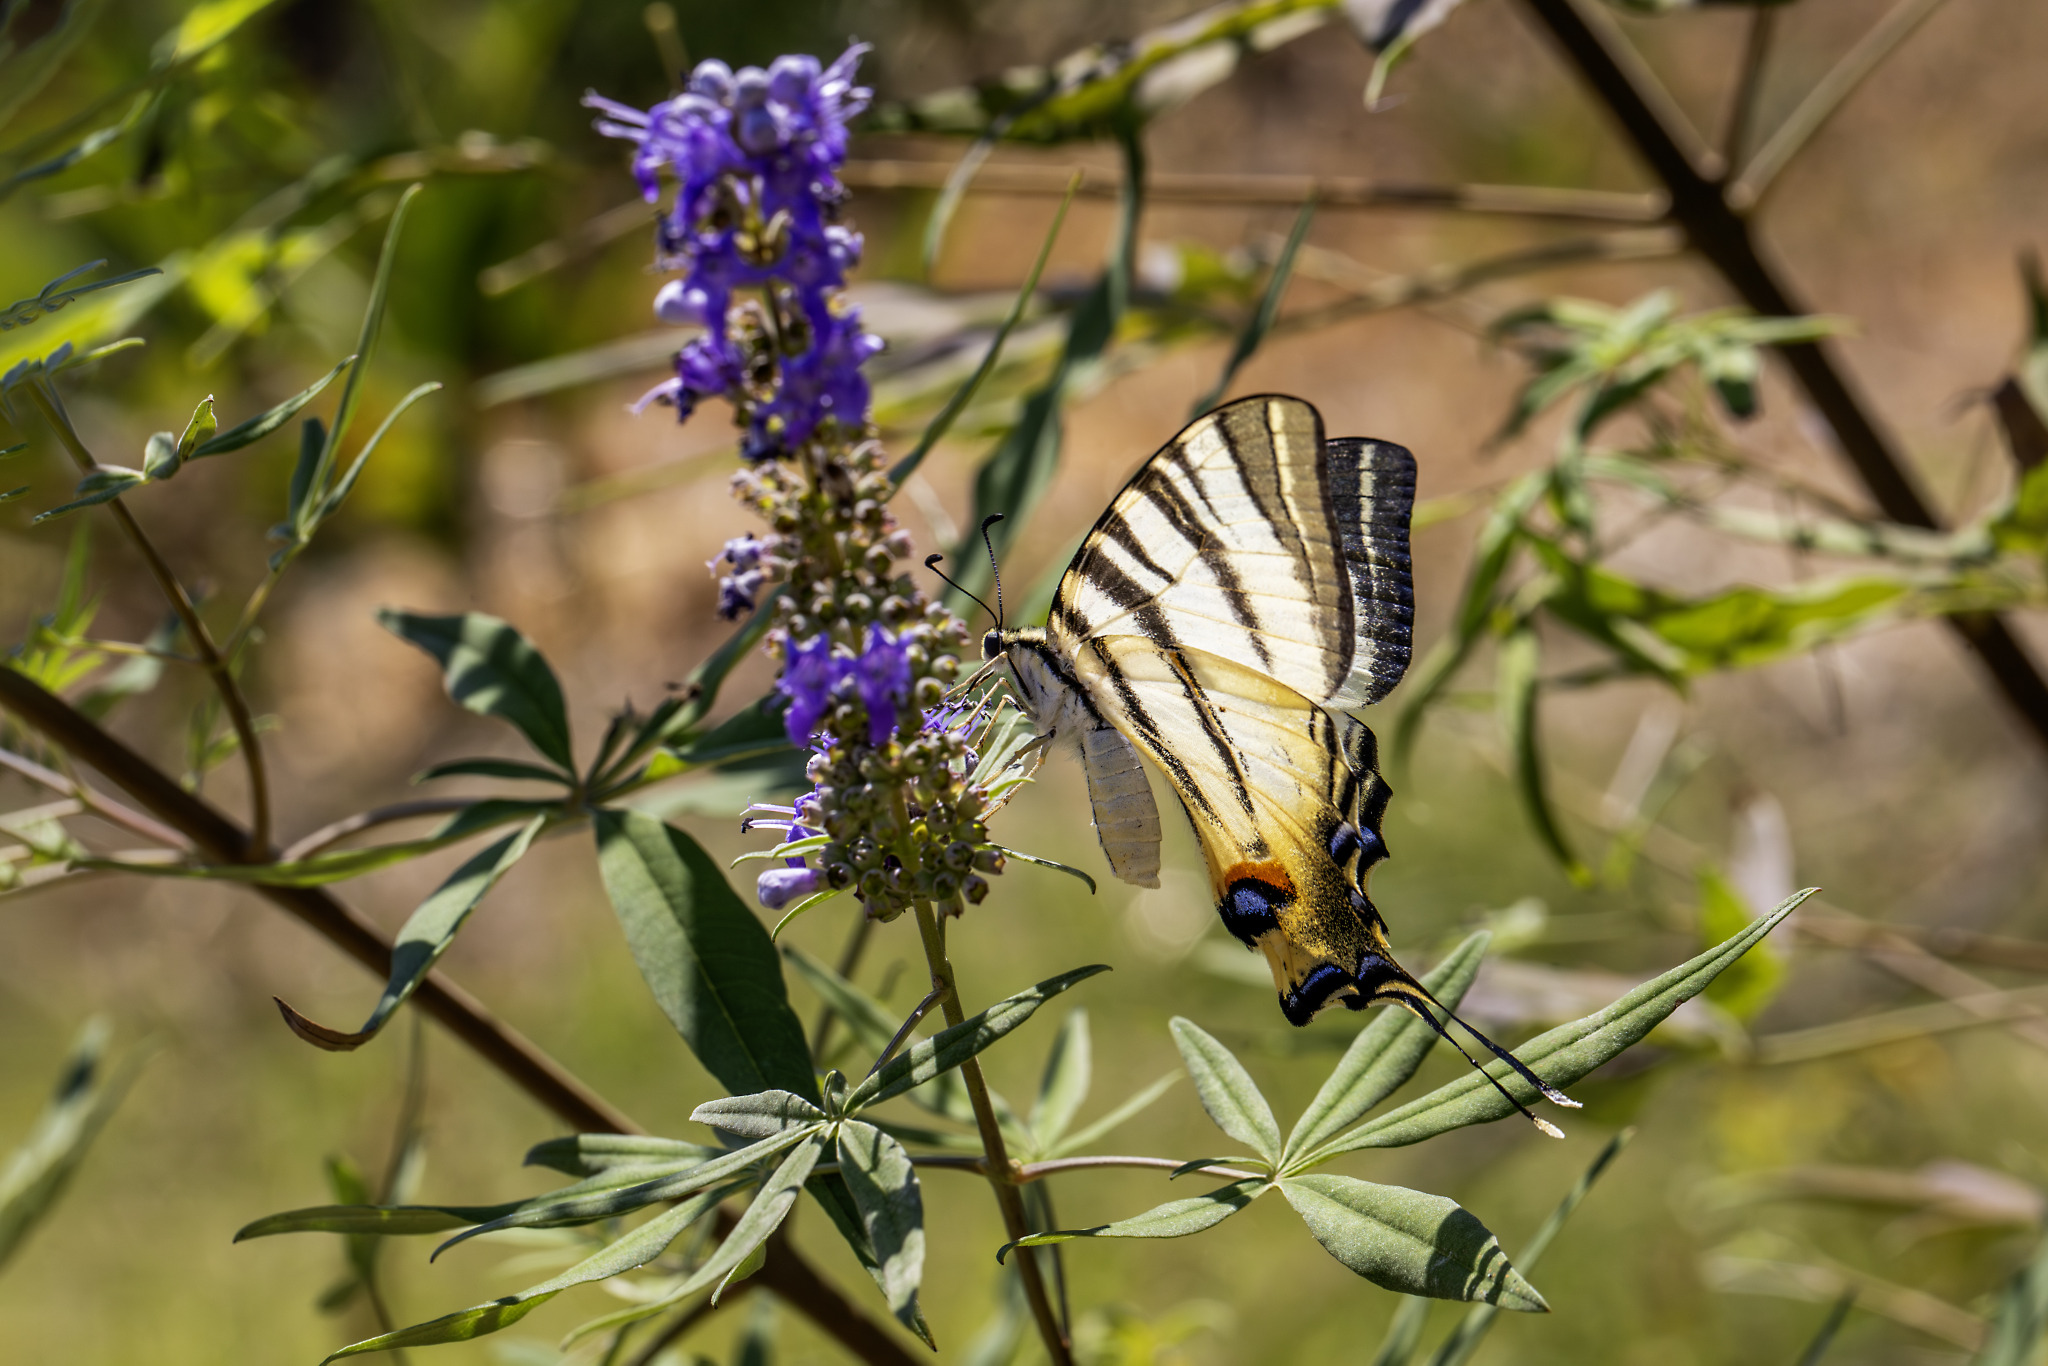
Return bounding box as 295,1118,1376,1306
1220,861,1296,898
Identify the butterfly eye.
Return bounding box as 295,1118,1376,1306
981,630,1002,661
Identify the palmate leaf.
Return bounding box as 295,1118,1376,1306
1303,890,1813,1163
593,810,817,1103
381,610,574,772
1278,1176,1545,1311
1168,1017,1280,1165
1284,930,1490,1165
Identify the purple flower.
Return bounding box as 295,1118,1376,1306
587,44,880,459
779,633,839,745
849,628,910,746
710,534,769,620
757,865,822,910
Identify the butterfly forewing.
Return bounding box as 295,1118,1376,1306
1047,396,1417,712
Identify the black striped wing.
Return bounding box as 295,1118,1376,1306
1047,395,1417,712
1070,636,1423,1024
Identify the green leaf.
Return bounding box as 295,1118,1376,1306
191,357,350,458
140,430,179,481
558,1136,826,1346
780,945,979,1128
1307,890,1813,1159
1368,1298,1429,1366
690,1090,828,1140
1169,1016,1281,1164
592,809,817,1102
380,610,574,771
846,964,1111,1113
1278,1175,1545,1310
1697,867,1786,1022
1498,625,1587,883
1045,1071,1180,1159
995,844,1097,894
1284,931,1490,1167
319,1185,727,1361
159,0,283,64
274,818,545,1050
1003,1178,1266,1260
948,129,1143,610
175,394,216,463
0,1018,141,1270
286,416,324,524
317,381,443,521
32,466,143,521
415,757,573,786
1189,194,1316,416
0,0,108,132
891,176,1076,487
236,1202,524,1240
1974,1223,2048,1366
522,1133,715,1177
836,1120,926,1334
1030,1010,1091,1153
1422,1130,1632,1366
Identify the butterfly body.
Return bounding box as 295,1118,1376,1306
990,394,1424,1026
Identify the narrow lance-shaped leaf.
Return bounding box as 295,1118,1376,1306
1974,1220,2048,1366
1045,1070,1181,1159
1279,1175,1546,1311
1498,624,1587,883
1030,1009,1091,1153
380,610,574,772
593,809,818,1102
1169,1017,1280,1164
1423,1129,1633,1366
318,381,443,521
1003,1178,1267,1260
234,1161,709,1242
1307,890,1814,1160
781,945,980,1127
846,964,1111,1112
690,1090,828,1140
318,1185,729,1362
0,1018,142,1270
522,1133,714,1177
558,1134,828,1347
1190,194,1316,416
274,817,545,1051
1284,930,1491,1166
837,1120,927,1334
191,357,350,457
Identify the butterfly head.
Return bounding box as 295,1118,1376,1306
981,628,1003,661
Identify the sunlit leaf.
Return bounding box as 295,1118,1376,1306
691,1090,828,1140
1168,1017,1280,1164
1279,1176,1545,1310
380,610,574,772
1003,1178,1267,1259
0,1017,141,1270
837,1120,926,1333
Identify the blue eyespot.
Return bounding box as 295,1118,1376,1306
1218,877,1285,943
1328,822,1361,863
1279,963,1357,1027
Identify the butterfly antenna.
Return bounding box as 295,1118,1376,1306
1380,977,1579,1138
979,513,1006,629
923,553,998,626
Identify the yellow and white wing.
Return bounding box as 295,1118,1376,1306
1047,395,1415,712
1070,635,1420,1024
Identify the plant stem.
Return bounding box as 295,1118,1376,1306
1516,0,2048,751
910,900,1073,1366
0,668,920,1366
280,798,477,862
24,382,275,849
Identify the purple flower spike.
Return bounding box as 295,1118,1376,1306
757,865,822,910
779,634,840,745
850,628,911,746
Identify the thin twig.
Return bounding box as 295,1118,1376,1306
1729,0,1953,208
1516,0,2048,752
0,669,920,1366
280,799,476,862
623,1281,759,1366
912,900,1073,1366
1754,983,2048,1067
1721,6,1777,168
0,745,190,847
841,159,1668,223
23,383,275,849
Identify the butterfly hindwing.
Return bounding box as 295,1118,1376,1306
1047,395,1418,712
1069,636,1412,1023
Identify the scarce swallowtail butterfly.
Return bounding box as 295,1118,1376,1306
961,394,1578,1134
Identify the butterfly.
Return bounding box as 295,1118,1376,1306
948,394,1576,1133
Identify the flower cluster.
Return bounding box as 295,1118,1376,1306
586,47,881,458
594,46,1008,922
